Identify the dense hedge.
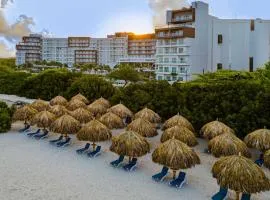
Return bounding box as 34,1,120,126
0,101,12,133
0,65,270,138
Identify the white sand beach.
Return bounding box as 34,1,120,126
0,95,270,200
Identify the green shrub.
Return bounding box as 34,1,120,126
0,101,12,133
66,75,115,102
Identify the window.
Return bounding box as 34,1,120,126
251,20,255,31
165,48,170,54
180,57,185,63
178,77,184,81
158,67,163,72
158,76,163,80
178,48,184,53
164,58,169,63
172,67,177,73
172,58,177,63
164,67,169,72
165,40,170,45
249,57,254,72
217,63,223,70
218,34,223,44
171,48,177,53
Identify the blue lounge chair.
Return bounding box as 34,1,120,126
34,130,49,140
241,193,251,200
123,158,137,171
211,187,228,200
49,136,63,144
169,172,187,188
87,146,101,158
57,137,71,147
76,143,91,154
110,155,125,167
19,124,30,133
255,159,264,167
27,129,41,137
152,166,169,182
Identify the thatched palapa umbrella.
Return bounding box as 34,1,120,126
67,99,86,111
161,125,198,147
51,114,81,137
244,128,270,152
77,119,111,150
264,149,270,169
127,118,158,138
134,107,161,124
208,133,251,158
93,97,110,108
71,93,89,104
163,113,195,133
49,105,68,117
31,99,49,112
110,131,150,161
200,120,234,140
69,108,93,124
152,138,200,178
212,154,270,200
99,112,125,129
108,103,133,119
50,96,68,106
31,111,56,130
13,105,38,125
87,102,107,117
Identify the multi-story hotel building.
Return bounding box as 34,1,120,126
16,1,270,81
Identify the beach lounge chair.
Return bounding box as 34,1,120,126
19,124,30,133
123,158,137,171
76,143,91,154
57,137,71,147
34,130,49,140
27,129,41,137
211,187,228,200
110,155,125,167
255,159,264,167
241,193,251,200
87,146,101,158
152,166,169,182
204,148,211,154
169,172,187,188
49,136,63,144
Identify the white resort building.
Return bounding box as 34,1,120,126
16,1,270,82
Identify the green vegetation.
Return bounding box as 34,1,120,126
0,101,13,133
75,63,111,72
1,57,270,138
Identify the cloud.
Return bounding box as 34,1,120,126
0,0,13,8
0,40,15,57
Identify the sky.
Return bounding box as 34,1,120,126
1,0,270,57
2,0,270,38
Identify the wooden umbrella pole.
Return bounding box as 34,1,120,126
129,156,131,162
236,192,240,200
173,170,176,179
92,143,96,151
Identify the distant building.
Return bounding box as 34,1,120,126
16,1,270,82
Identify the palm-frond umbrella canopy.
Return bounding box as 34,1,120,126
71,93,89,104
69,108,93,124
161,125,198,147
31,99,50,112
126,118,158,138
50,96,68,106
200,120,234,140
13,105,38,122
212,155,270,199
49,105,68,117
93,97,111,108
163,113,195,132
99,112,125,129
87,102,107,117
67,99,86,111
31,111,56,129
264,149,270,169
208,133,251,158
51,114,81,136
152,138,200,178
77,119,112,150
134,107,161,123
110,131,150,158
244,128,270,152
108,103,133,119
